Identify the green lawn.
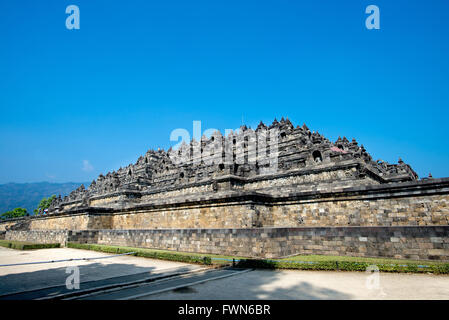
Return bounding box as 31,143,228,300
280,254,448,266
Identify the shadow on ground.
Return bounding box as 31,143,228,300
0,262,161,299
154,269,353,300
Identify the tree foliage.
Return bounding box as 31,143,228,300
0,207,28,220
36,195,56,215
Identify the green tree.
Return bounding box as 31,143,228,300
36,195,56,215
0,208,28,220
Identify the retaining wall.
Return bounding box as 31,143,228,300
5,230,69,244
4,226,448,261
2,178,449,231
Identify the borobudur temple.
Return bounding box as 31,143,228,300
1,118,448,260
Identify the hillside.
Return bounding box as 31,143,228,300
0,182,88,214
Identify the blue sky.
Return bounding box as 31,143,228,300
0,0,448,183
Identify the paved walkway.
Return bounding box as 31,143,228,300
141,269,449,300
1,247,449,300
0,247,192,297
79,268,249,300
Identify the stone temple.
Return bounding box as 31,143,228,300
1,118,448,260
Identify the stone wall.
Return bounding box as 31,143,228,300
1,188,449,231
90,195,122,207
66,179,449,230
243,167,380,193
4,230,98,246
79,226,449,260
111,202,257,229
28,214,90,230
4,226,448,261
67,230,100,244
0,213,112,231
96,191,449,230
141,184,213,201
269,194,449,227
0,220,18,231
5,230,69,244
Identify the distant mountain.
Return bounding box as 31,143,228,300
0,182,88,215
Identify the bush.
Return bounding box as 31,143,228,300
0,240,60,250
235,259,449,274
67,242,213,265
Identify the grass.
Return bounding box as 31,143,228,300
238,259,449,274
240,254,449,274
67,242,449,274
279,254,448,266
67,242,245,265
0,240,60,250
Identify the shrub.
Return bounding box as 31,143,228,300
0,240,60,250
67,242,213,265
235,259,449,274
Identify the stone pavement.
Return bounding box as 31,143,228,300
2,247,449,300
0,247,193,297
141,269,449,300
